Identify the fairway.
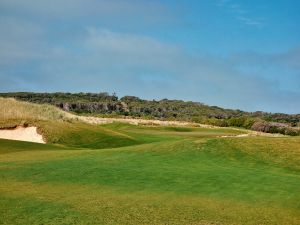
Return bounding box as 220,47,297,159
1,0,300,223
1,123,300,225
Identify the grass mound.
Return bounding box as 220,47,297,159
38,121,144,149
0,97,74,128
0,98,144,149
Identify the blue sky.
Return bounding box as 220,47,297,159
0,0,299,113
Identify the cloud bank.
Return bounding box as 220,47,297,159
0,0,299,113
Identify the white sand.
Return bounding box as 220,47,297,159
0,126,45,144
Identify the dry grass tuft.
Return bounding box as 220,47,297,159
0,98,76,128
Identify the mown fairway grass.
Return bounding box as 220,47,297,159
0,122,300,225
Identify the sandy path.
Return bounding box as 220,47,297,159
77,116,214,127
0,126,45,144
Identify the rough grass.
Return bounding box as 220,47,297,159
0,97,74,128
1,123,300,224
1,180,299,225
0,98,157,148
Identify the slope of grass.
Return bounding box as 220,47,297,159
101,122,246,139
1,180,299,225
213,137,300,171
38,121,144,149
1,123,300,224
1,98,300,224
0,97,243,148
0,97,74,128
0,139,63,155
2,139,299,208
0,98,163,149
0,195,88,225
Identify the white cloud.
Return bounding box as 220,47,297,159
83,28,182,70
86,28,179,55
0,0,298,113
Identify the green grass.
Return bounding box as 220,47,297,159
0,139,62,154
2,138,299,206
0,195,88,225
1,121,300,224
37,121,145,149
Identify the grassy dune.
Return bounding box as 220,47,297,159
0,98,143,148
0,97,74,128
0,98,300,224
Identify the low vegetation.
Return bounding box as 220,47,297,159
1,92,299,135
0,97,74,128
0,96,300,224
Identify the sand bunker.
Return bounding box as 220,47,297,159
0,126,45,144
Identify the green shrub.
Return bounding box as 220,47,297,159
284,128,299,136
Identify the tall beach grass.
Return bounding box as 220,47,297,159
0,98,75,128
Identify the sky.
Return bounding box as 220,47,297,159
0,0,299,113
